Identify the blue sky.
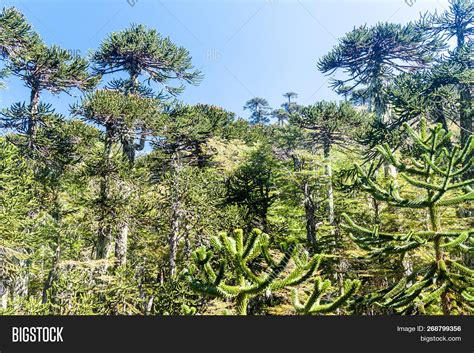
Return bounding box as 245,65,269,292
1,0,451,120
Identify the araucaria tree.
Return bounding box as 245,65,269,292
419,0,473,149
92,23,202,165
0,7,38,59
292,101,367,226
318,22,442,122
342,121,473,315
91,24,201,264
226,144,277,233
186,228,358,315
1,3,472,317
282,92,299,113
73,90,159,264
151,103,234,276
244,97,271,125
0,42,94,151
292,276,360,315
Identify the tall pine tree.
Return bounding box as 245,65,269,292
342,121,473,314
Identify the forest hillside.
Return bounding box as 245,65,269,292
0,1,472,315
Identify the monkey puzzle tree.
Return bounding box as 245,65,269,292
388,69,460,131
92,24,201,266
318,22,443,123
0,7,39,88
0,7,38,58
283,92,298,105
418,0,473,181
0,43,94,151
291,101,367,226
0,23,96,303
92,23,202,165
244,97,271,125
37,117,100,303
292,276,360,315
282,92,299,113
186,228,358,315
226,144,278,233
273,125,326,246
154,103,234,167
151,103,234,276
72,90,160,264
342,121,473,315
0,139,36,309
272,108,290,127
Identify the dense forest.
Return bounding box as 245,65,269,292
0,1,472,316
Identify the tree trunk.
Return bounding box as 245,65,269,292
432,97,453,149
303,181,317,245
429,205,450,315
169,153,182,277
27,87,40,150
370,80,397,179
323,140,335,225
460,86,472,179
96,126,114,259
42,194,62,303
115,182,132,266
456,21,473,266
0,248,9,309
370,195,381,224
114,70,142,263
115,220,129,266
236,293,249,315
122,138,136,167
262,180,270,233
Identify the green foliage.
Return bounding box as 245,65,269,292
226,144,278,231
244,97,271,125
291,100,369,152
318,22,443,104
92,23,202,96
0,7,39,58
153,103,234,160
186,228,327,315
0,139,36,246
292,277,360,314
418,0,473,47
148,279,203,315
73,89,160,133
342,122,473,314
0,5,471,317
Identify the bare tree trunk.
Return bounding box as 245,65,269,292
169,217,178,277
96,126,114,259
0,248,9,309
323,141,335,225
42,194,62,303
303,181,317,245
430,205,450,315
169,153,182,277
115,220,129,266
114,71,144,265
369,195,380,224
115,182,132,266
261,180,270,233
27,87,40,150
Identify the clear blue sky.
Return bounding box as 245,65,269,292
1,0,450,120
